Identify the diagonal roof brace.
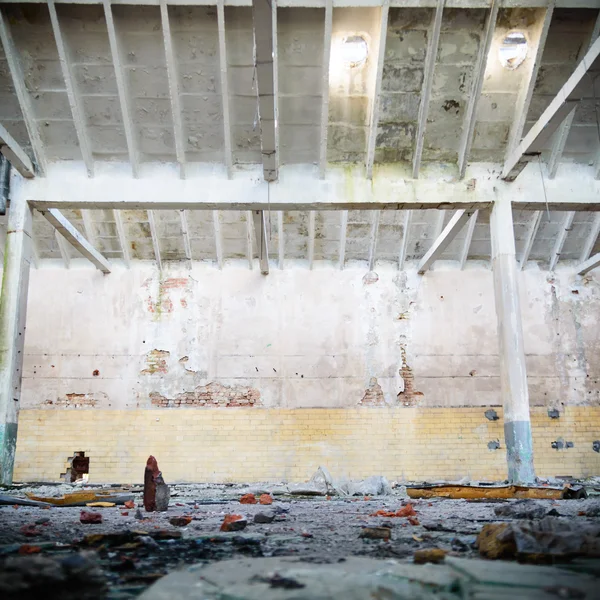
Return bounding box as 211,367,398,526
502,36,600,182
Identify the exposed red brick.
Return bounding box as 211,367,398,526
150,382,261,408
397,347,424,406
141,350,170,375
44,394,98,408
161,278,189,290
359,377,385,406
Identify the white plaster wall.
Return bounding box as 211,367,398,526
18,262,600,410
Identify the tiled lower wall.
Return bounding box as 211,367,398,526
13,407,600,483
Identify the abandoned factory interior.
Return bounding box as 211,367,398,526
1,0,600,598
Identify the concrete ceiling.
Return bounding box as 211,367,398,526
0,2,599,270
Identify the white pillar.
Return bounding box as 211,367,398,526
490,196,535,484
0,181,32,484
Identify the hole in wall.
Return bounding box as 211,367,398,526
61,451,89,483
498,31,528,70
341,35,368,68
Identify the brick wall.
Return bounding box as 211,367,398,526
13,406,600,483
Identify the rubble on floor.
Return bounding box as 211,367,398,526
1,479,599,599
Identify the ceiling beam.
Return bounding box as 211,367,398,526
103,0,139,177
581,213,600,262
576,252,600,275
277,210,284,269
548,210,575,270
39,208,111,273
319,0,333,179
412,0,444,179
458,0,499,179
0,123,34,178
368,210,380,270
22,162,600,211
147,210,162,271
417,209,471,274
366,1,389,180
181,209,193,268
252,0,279,182
398,210,411,270
80,210,97,248
504,3,554,170
339,209,347,270
48,0,94,177
252,209,269,274
308,210,316,269
0,9,46,176
547,10,599,179
212,209,223,269
217,0,233,177
459,209,478,269
520,210,542,269
160,0,186,178
54,229,70,268
503,36,600,181
113,209,130,267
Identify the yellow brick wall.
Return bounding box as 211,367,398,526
13,406,600,483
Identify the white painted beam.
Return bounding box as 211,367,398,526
0,124,34,179
417,209,471,274
581,213,600,262
520,210,542,270
181,209,193,268
22,163,600,212
39,208,111,273
398,210,411,270
0,189,33,484
160,0,186,178
319,0,333,179
103,0,139,177
48,0,94,177
412,0,444,179
548,211,575,270
277,210,284,269
0,10,46,176
459,209,478,269
252,0,279,181
246,210,254,269
54,230,71,268
217,0,233,177
339,209,347,270
504,3,554,172
366,1,389,179
113,209,130,267
458,0,499,179
576,252,600,275
368,210,380,270
490,195,535,484
147,210,162,271
80,210,97,254
252,209,269,274
308,210,316,269
212,209,223,269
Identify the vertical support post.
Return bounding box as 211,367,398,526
490,196,535,485
0,190,33,484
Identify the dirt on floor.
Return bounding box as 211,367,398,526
1,481,600,599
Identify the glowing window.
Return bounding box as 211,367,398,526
341,35,368,68
499,32,528,70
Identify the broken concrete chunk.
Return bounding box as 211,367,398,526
414,548,447,564
254,511,276,524
144,456,170,512
494,500,547,520
484,409,499,421
220,514,247,532
169,516,192,527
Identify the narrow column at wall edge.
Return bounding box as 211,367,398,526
0,178,33,485
490,195,535,484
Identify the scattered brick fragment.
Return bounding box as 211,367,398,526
169,516,192,527
414,548,447,564
18,545,42,554
20,524,40,537
121,512,129,516
124,500,135,509
259,494,273,505
80,511,103,524
360,527,391,541
370,503,417,518
220,514,247,532
407,516,420,526
240,493,257,504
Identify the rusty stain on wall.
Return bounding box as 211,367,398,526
143,277,192,319
150,382,261,408
141,350,170,375
359,377,385,406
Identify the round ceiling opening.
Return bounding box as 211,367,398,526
498,31,528,70
341,35,368,68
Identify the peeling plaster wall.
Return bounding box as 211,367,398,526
17,263,600,412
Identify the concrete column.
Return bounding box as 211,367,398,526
0,183,32,484
490,196,535,484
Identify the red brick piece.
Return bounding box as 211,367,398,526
259,494,273,505
240,493,257,504
80,511,103,524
